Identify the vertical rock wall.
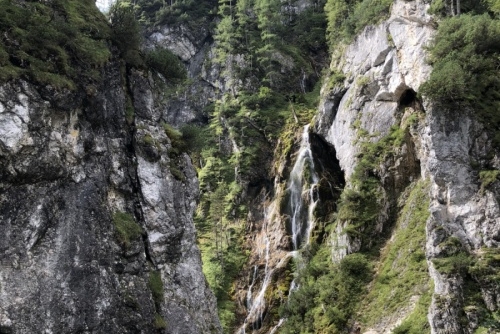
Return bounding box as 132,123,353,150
0,61,221,333
316,0,500,333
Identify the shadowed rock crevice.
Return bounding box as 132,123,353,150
398,88,416,107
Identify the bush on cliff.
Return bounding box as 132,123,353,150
145,48,186,82
0,0,111,88
109,1,144,67
325,0,393,49
420,14,500,144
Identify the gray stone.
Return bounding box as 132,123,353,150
0,59,221,333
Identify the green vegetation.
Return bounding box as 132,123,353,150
145,47,186,81
433,252,473,275
134,0,218,28
488,0,500,15
428,0,490,17
0,0,187,88
420,10,500,145
469,248,500,285
280,248,373,333
326,69,346,91
163,123,186,156
154,313,167,329
479,170,500,191
112,0,189,80
162,123,188,181
195,85,320,331
149,270,164,307
361,180,431,332
149,271,167,329
462,277,500,333
125,96,135,124
142,133,156,147
188,8,326,321
337,123,405,244
112,211,143,247
325,0,393,50
428,244,500,331
109,1,144,67
280,179,432,333
392,287,433,334
432,237,471,275
279,107,427,332
213,0,327,92
459,247,500,331
0,0,111,88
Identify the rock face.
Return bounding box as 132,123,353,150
316,0,500,333
422,104,500,334
3,0,498,333
316,0,434,265
0,61,221,333
145,22,217,127
316,0,434,178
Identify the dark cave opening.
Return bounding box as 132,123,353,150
398,88,417,107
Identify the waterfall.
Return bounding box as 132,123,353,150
237,125,319,333
238,202,286,334
288,124,319,251
246,266,258,310
269,318,285,334
95,0,115,12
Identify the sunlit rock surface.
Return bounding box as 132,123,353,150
316,1,500,333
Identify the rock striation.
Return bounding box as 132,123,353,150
316,0,499,333
0,60,221,333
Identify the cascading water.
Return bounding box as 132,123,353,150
237,125,320,333
288,124,320,250
281,124,320,315
238,202,289,333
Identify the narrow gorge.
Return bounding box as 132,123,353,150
0,0,499,333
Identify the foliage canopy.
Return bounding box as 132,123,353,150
0,0,111,88
420,13,500,144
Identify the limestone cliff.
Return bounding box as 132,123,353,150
1,0,499,333
146,0,499,332
317,0,500,333
0,4,221,331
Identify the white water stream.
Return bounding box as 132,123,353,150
238,125,320,333
288,125,320,250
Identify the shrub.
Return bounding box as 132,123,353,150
154,313,167,329
149,270,164,307
280,248,373,333
145,48,186,82
433,252,473,275
163,123,186,156
391,289,432,334
112,211,142,247
179,124,206,153
488,0,500,15
420,14,500,145
134,0,218,28
109,1,144,67
468,247,500,283
325,0,393,48
0,0,111,88
361,181,431,329
142,134,155,147
479,170,500,191
339,253,371,278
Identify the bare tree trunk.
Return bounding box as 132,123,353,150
450,0,455,16
456,0,461,15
